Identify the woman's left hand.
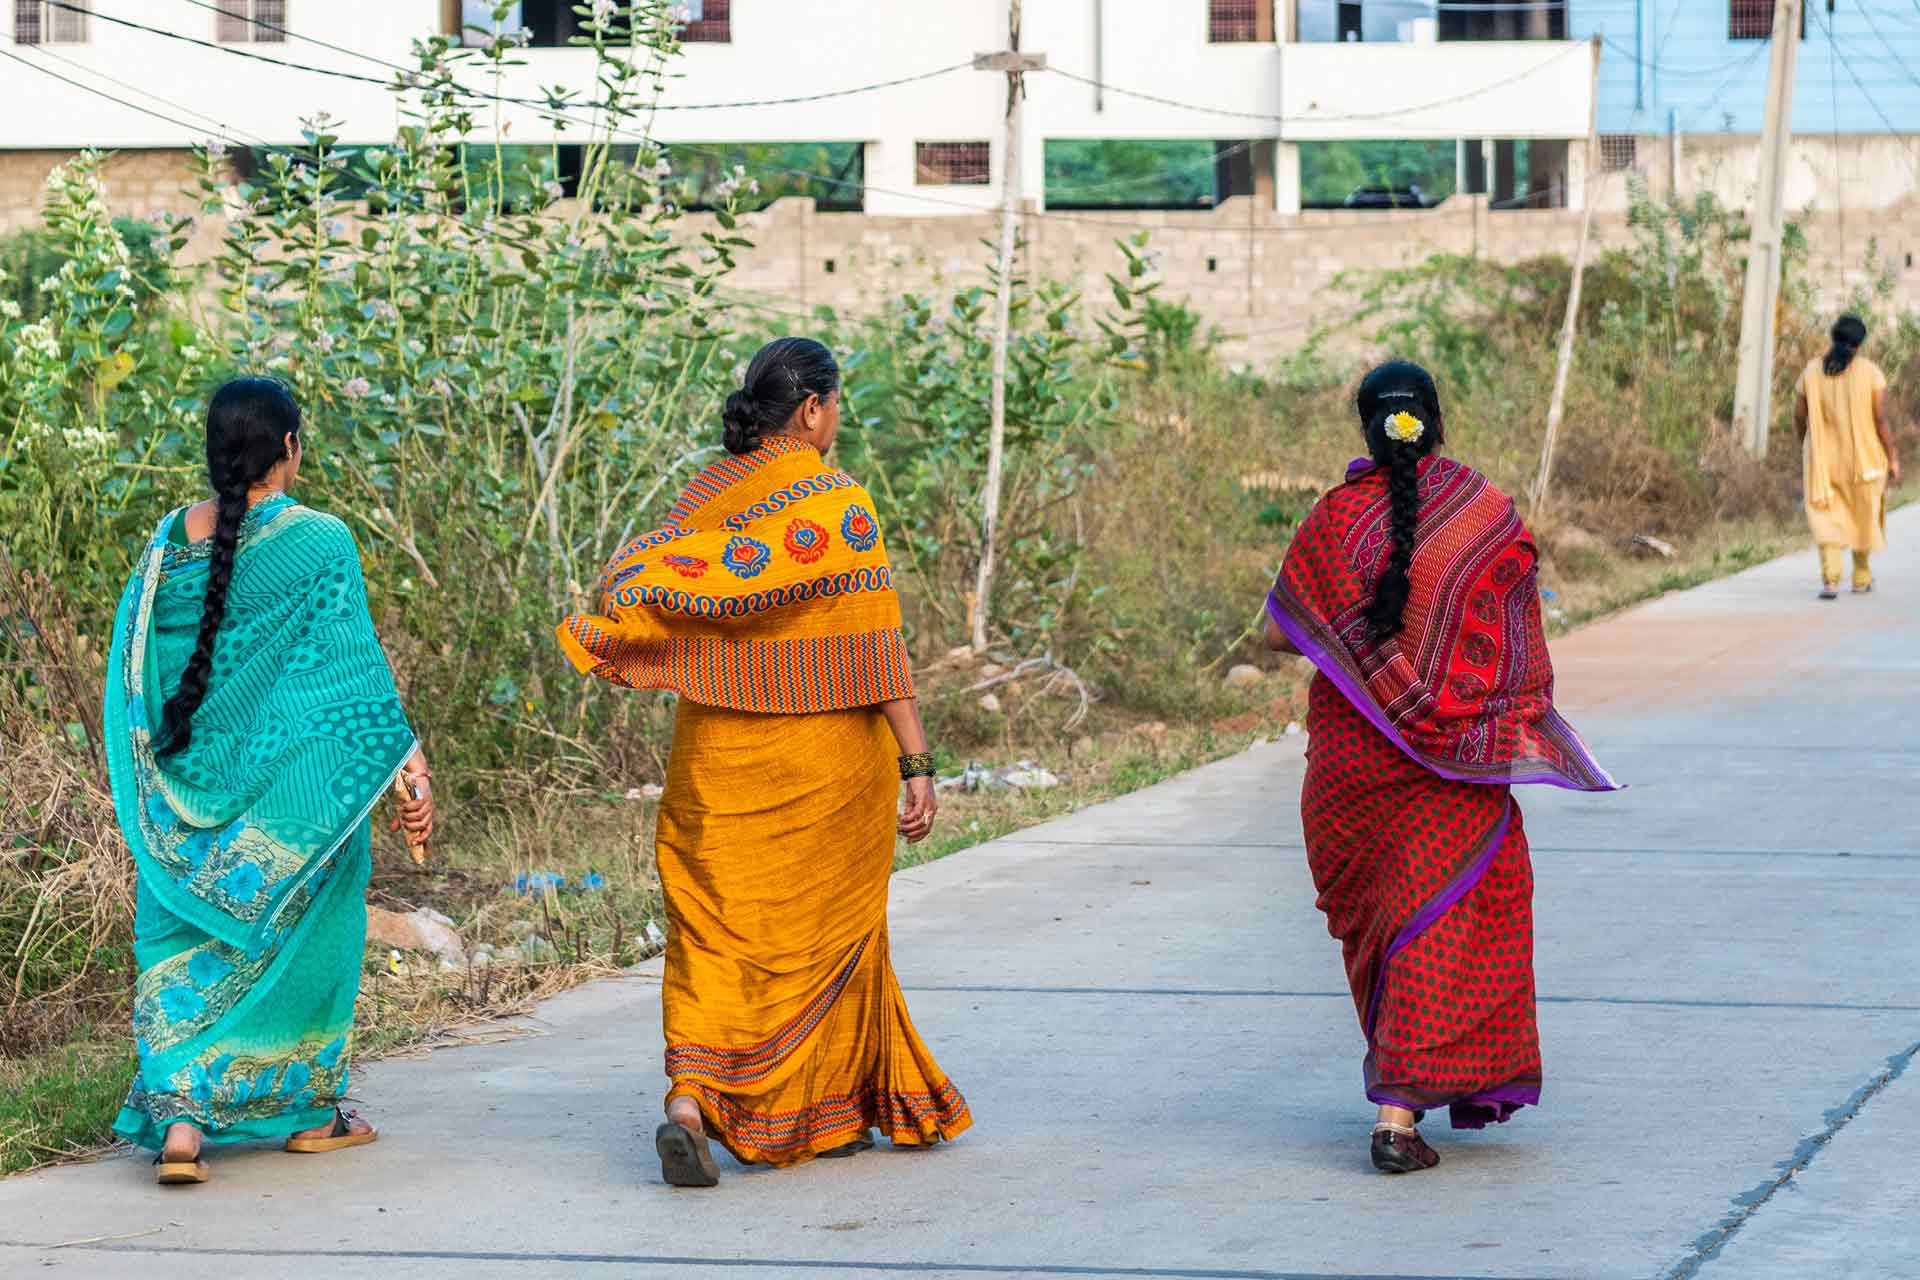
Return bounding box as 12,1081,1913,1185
898,775,937,844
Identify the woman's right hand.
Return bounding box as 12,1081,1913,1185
391,751,435,845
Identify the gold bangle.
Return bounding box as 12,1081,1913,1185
898,751,936,779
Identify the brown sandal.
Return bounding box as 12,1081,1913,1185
1371,1122,1440,1174
284,1107,378,1154
656,1121,721,1187
153,1148,208,1186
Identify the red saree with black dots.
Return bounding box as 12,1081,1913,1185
1266,456,1616,1129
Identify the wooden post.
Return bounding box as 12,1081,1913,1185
970,10,1045,652
1530,36,1604,515
1731,0,1803,457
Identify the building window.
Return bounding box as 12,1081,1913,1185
1208,0,1259,42
1598,134,1638,173
13,0,88,44
680,0,728,43
1729,0,1804,39
215,1,286,43
916,141,990,186
1438,0,1563,41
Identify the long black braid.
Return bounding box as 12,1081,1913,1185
1356,360,1443,642
153,378,301,757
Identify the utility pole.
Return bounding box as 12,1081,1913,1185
971,3,1045,652
1732,0,1802,457
1531,36,1604,513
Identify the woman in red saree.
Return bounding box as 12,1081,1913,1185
1265,361,1616,1174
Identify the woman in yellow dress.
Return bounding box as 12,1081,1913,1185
557,337,970,1187
1796,314,1901,599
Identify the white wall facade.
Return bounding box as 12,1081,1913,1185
0,1,1598,215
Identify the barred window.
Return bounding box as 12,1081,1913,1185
916,141,991,186
216,0,286,44
1209,0,1260,42
14,0,89,44
680,0,728,43
1598,134,1638,173
1730,0,1804,40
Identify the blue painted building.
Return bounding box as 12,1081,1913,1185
1580,0,1920,138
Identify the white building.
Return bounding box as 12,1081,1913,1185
0,1,1599,215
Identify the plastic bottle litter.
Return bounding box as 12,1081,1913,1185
999,760,1061,789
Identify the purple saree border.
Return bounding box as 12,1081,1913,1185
1366,1081,1541,1129
1264,590,1619,792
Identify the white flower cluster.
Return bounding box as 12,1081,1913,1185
593,0,618,27
62,424,116,454
343,375,373,398
17,322,59,360
711,165,759,202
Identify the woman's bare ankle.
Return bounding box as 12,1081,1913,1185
665,1097,704,1134
1375,1104,1418,1130
162,1122,201,1158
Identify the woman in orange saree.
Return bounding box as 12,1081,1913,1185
557,338,970,1186
1265,361,1616,1174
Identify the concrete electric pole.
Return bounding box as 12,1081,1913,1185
1731,0,1802,457
971,3,1045,652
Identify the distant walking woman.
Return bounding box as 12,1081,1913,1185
1264,360,1616,1174
557,337,970,1187
1796,315,1901,599
105,378,434,1185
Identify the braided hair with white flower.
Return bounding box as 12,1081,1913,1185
1356,360,1444,641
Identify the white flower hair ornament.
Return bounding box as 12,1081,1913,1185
1383,409,1426,444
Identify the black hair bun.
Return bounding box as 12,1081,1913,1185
721,389,764,456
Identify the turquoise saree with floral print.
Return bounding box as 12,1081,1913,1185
103,496,415,1150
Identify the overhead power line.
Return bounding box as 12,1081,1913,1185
170,0,413,73
0,44,233,139
1045,43,1588,125
29,3,1599,239
15,40,267,144
50,1,975,114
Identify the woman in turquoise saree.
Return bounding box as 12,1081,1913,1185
104,378,435,1185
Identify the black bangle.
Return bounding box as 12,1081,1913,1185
898,751,936,780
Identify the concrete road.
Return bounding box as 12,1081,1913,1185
3,513,1916,1280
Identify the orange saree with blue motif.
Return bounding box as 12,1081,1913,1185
558,438,970,1165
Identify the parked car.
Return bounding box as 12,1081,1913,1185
1343,185,1429,209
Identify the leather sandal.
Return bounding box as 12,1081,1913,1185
153,1146,208,1186
1371,1122,1441,1174
284,1107,377,1154
656,1121,721,1187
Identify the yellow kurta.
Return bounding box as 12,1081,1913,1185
1799,356,1889,554
657,700,971,1165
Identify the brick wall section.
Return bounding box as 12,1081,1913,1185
706,195,1920,361
0,149,203,234
7,147,1920,361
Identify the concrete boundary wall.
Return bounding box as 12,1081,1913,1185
5,148,1919,364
